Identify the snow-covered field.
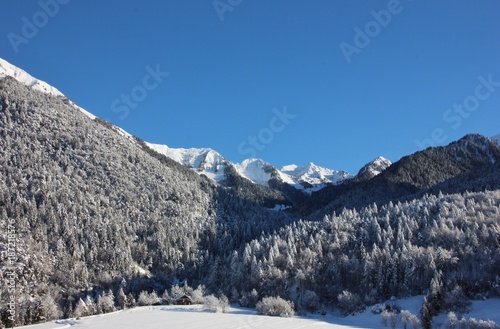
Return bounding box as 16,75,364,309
19,297,500,329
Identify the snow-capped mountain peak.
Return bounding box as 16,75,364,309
280,162,352,193
0,57,350,196
233,158,277,186
356,156,392,180
146,142,227,181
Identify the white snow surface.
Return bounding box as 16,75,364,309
146,142,228,181
492,134,500,145
18,297,500,329
281,162,352,193
146,141,352,193
0,57,63,97
234,158,275,185
0,57,96,120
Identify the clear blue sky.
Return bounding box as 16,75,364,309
1,0,499,173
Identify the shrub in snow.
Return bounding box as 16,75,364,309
408,314,421,329
400,310,413,329
256,296,294,318
190,285,206,304
337,290,364,316
137,291,160,306
203,295,221,313
381,310,397,328
219,295,229,313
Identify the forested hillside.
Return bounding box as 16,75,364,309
0,76,499,328
0,78,291,326
298,134,500,217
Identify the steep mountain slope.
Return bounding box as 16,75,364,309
0,57,63,97
1,58,500,328
355,156,392,181
234,158,276,185
298,134,500,216
0,57,96,120
0,76,292,324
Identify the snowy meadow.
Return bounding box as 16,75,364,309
18,297,500,329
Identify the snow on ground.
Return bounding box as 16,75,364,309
19,305,355,329
17,297,500,329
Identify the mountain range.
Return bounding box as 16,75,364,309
1,57,500,327
2,57,500,207
0,57,385,201
146,142,354,195
1,57,499,210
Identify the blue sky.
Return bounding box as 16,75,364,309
1,0,499,173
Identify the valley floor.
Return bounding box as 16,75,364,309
18,296,500,329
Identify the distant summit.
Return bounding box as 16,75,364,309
146,143,227,182
280,162,351,193
356,156,392,180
